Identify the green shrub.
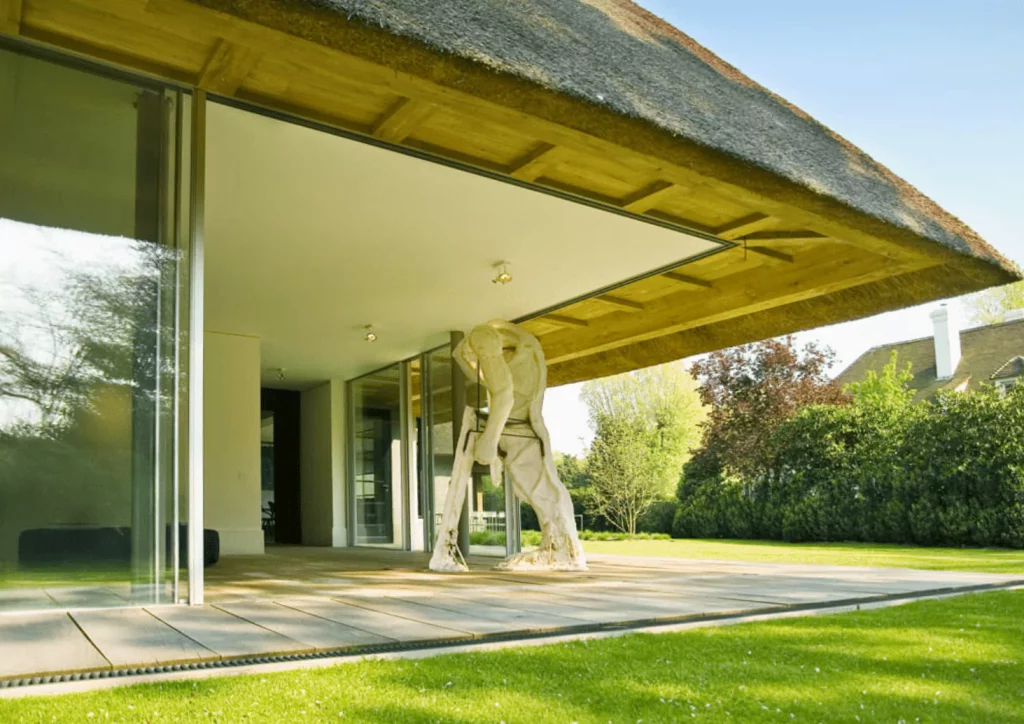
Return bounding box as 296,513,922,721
468,530,506,547
578,530,671,541
469,529,544,547
637,500,678,535
673,384,1024,549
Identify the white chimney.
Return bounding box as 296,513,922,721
930,304,961,380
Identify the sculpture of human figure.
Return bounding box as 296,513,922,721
428,319,586,572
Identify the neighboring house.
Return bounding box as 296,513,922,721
837,307,1024,400
0,1,1018,613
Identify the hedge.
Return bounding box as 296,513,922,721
673,386,1024,548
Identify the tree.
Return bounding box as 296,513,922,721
687,337,848,482
844,350,915,413
554,453,590,490
967,281,1024,325
581,363,706,534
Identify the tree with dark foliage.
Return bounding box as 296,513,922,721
687,337,848,483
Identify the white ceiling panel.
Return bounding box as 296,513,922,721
204,102,721,386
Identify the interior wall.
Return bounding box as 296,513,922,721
204,331,264,555
331,380,348,547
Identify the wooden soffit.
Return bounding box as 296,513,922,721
2,0,1018,384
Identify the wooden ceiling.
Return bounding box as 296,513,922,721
1,0,1015,385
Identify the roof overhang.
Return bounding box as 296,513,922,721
3,0,1018,384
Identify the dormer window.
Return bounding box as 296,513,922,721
991,355,1024,394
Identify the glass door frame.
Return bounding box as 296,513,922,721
345,340,525,558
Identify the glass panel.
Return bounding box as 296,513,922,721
260,411,275,544
351,365,403,545
469,469,507,555
0,46,186,611
425,346,454,551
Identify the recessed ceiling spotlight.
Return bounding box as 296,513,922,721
275,368,286,381
492,261,513,285
364,324,377,342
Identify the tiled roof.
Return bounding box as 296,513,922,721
836,317,1024,400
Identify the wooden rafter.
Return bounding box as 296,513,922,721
742,230,828,243
619,180,677,214
196,38,261,95
372,97,435,143
544,313,589,329
542,249,936,365
661,271,714,290
746,246,795,264
594,294,645,312
714,213,776,240
1,0,23,34
507,143,570,182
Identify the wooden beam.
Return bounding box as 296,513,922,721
742,230,828,243
714,213,776,241
747,246,794,264
195,38,261,95
594,294,645,313
547,263,972,387
544,313,589,329
618,180,677,214
371,97,434,143
541,248,936,365
661,271,714,290
507,143,569,182
1,0,23,34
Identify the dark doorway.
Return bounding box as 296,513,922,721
260,389,301,545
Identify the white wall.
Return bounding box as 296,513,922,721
300,380,348,547
204,331,264,555
331,381,348,547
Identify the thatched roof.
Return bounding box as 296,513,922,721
273,0,1011,270
836,318,1024,400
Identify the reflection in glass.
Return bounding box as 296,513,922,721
0,47,186,611
423,346,454,551
351,365,403,545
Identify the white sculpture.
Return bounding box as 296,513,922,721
429,320,587,572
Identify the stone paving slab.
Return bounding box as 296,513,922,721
333,595,514,636
150,606,311,659
0,547,1020,687
71,609,212,667
0,612,109,678
406,592,590,630
213,601,391,651
275,597,465,643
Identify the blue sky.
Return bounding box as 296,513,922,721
544,0,1024,456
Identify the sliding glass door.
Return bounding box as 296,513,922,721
0,43,191,611
350,364,404,545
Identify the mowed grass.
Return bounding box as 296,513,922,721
582,538,1024,574
4,590,1023,723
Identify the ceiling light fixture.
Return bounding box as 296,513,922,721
364,324,377,342
492,261,513,285
275,368,286,381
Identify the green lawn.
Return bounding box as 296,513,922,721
3,589,1022,722
581,538,1024,574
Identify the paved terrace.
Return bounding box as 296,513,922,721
1,547,1020,689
